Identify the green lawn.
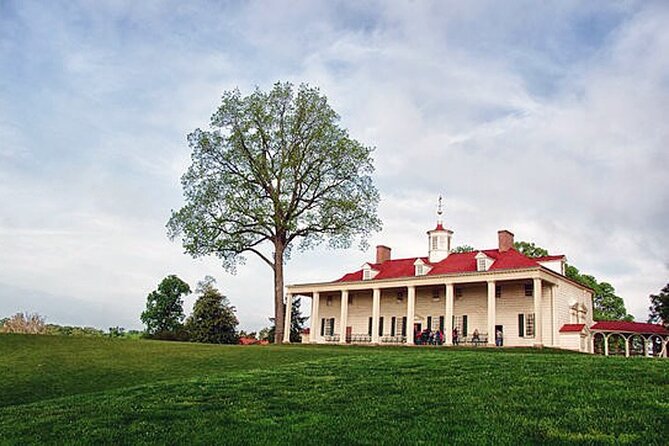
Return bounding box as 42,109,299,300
0,334,667,445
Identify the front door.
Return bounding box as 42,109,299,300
495,325,504,346
346,326,352,343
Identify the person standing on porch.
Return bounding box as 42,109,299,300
452,327,459,345
495,329,503,347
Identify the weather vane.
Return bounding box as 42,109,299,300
437,195,443,223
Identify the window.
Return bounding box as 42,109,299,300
431,236,438,250
518,313,535,337
363,269,372,280
524,283,533,297
324,318,335,336
326,296,333,306
391,316,396,336
477,258,487,271
415,265,424,276
453,315,468,337
379,316,384,336
495,285,502,298
348,295,353,305
455,287,463,298
432,288,440,301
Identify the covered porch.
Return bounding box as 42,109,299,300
285,269,562,348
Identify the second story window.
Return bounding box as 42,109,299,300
524,283,533,297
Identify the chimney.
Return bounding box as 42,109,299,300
498,230,514,252
376,245,391,264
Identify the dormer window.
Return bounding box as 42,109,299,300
477,258,487,271
362,263,379,281
413,259,431,276
475,251,493,272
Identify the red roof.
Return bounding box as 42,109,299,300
590,321,669,335
560,324,586,333
534,255,566,262
335,248,548,282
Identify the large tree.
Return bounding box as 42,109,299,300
185,276,239,344
141,275,191,336
168,82,381,343
648,282,669,328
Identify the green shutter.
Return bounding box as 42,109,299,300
439,316,445,332
427,316,432,331
320,318,325,336
402,317,407,336
368,317,372,336
518,314,525,337
463,315,468,337
391,317,396,336
379,317,384,336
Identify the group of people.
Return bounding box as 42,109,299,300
413,328,444,345
412,326,503,346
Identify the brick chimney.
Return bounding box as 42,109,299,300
376,245,391,264
498,230,514,252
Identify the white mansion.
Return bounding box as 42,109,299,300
284,211,668,356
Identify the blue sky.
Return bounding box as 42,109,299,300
1,0,667,331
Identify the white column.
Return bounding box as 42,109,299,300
625,335,630,357
339,290,349,344
643,338,650,357
310,292,320,344
445,283,454,346
533,278,543,347
487,281,496,346
406,286,416,345
371,288,381,343
283,293,293,343
551,285,557,347
604,335,609,356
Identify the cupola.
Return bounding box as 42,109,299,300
427,195,453,263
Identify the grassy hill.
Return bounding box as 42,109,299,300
0,334,667,445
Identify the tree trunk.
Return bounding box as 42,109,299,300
273,240,285,344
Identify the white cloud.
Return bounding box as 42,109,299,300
0,0,666,331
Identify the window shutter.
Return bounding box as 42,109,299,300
427,316,432,331
391,317,396,336
402,316,407,336
368,317,373,336
462,315,468,337
518,314,525,337
439,316,445,332
320,318,325,336
330,318,335,335
379,317,384,336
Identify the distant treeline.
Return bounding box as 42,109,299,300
0,312,142,339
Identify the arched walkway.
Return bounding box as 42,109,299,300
590,321,669,358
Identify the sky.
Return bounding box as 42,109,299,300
0,0,667,331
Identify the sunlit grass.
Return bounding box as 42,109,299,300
1,334,667,444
